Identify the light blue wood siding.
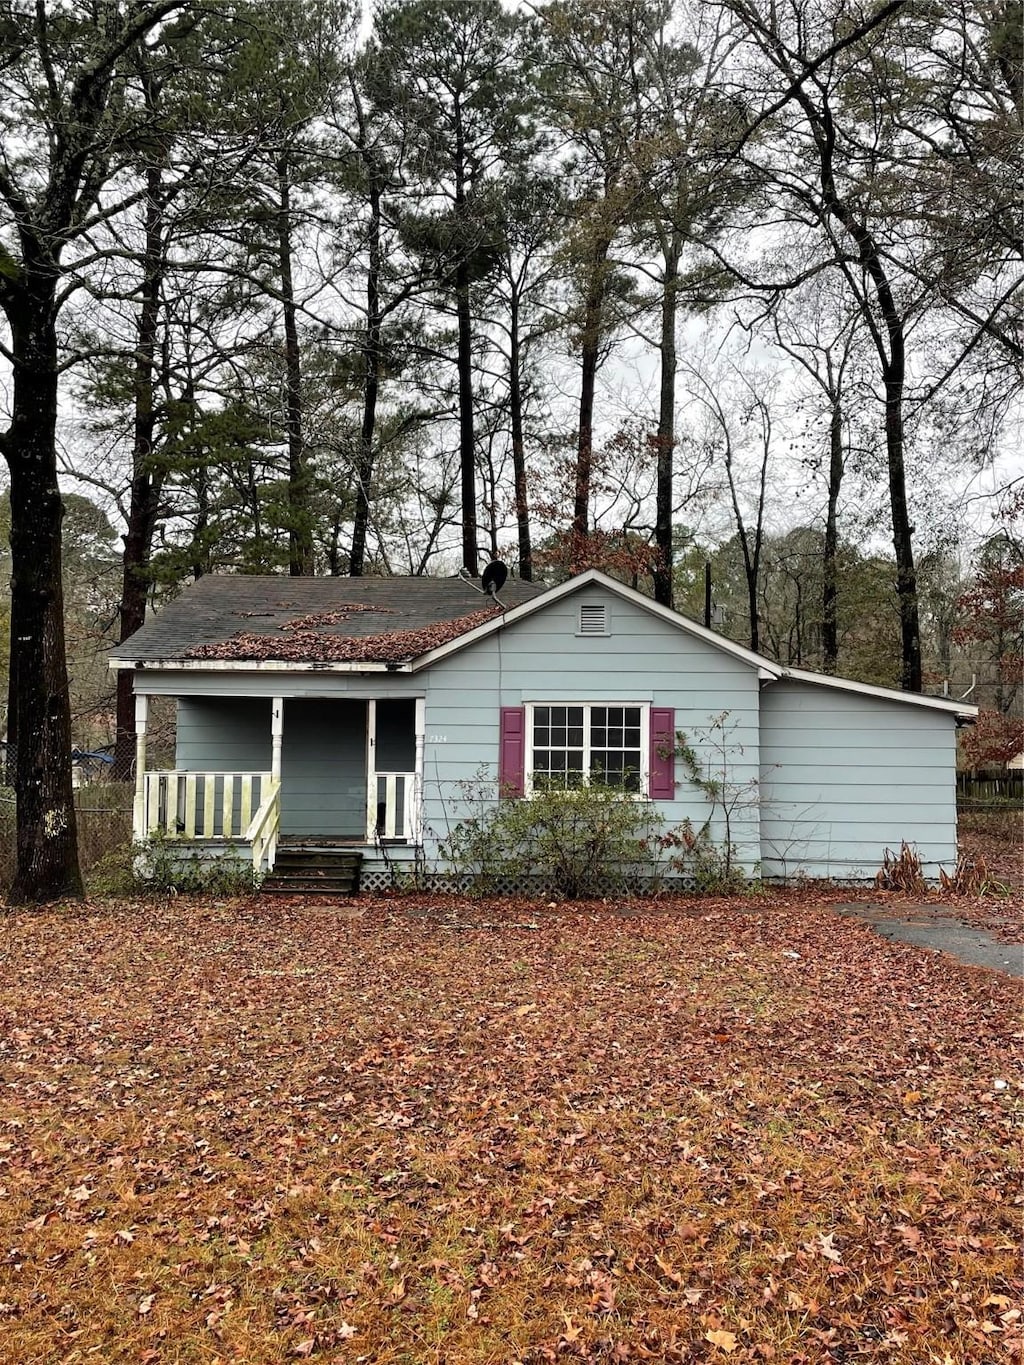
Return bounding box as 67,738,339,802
419,583,763,871
176,697,272,771
758,680,959,880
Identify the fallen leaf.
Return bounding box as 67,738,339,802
706,1328,739,1352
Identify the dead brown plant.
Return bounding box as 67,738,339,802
874,841,927,895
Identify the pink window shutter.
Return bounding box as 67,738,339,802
648,707,675,799
499,706,526,797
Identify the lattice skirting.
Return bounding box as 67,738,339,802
357,867,700,895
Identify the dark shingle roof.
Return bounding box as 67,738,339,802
113,574,549,665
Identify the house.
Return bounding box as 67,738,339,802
2,740,113,789
109,568,977,889
71,748,114,788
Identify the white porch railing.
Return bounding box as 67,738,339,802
138,766,415,851
246,777,280,874
372,770,417,841
138,771,273,842
135,770,280,876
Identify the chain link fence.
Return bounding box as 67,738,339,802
0,784,134,894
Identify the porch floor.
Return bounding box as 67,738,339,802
278,835,365,848
278,835,411,849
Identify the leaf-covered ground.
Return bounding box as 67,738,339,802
0,894,1019,1364
955,814,1024,934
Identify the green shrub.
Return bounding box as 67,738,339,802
86,842,137,896
439,778,666,898
132,832,258,896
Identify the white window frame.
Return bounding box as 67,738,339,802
524,701,649,796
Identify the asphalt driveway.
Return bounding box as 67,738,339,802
832,900,1023,978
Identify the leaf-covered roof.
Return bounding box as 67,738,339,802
114,574,547,666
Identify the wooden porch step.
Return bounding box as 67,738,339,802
262,849,363,896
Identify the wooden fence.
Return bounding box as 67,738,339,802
957,771,1023,805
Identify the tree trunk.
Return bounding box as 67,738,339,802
884,364,921,690
113,164,165,780
792,576,803,664
821,393,843,674
508,286,532,580
191,459,210,581
843,214,921,690
184,373,211,581
801,84,922,690
573,238,611,554
4,284,83,901
453,94,479,576
350,177,381,577
745,555,760,654
652,237,681,608
835,202,921,690
724,448,761,654
456,262,478,576
278,157,314,577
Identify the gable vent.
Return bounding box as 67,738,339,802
579,603,607,636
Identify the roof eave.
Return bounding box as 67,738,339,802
776,665,979,719
109,657,413,674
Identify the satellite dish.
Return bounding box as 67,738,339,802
481,560,508,598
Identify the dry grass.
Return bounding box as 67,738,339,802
0,895,1019,1364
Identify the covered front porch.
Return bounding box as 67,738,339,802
132,694,425,876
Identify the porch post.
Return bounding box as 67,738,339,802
271,697,283,783
132,693,148,841
413,697,425,843
365,699,377,841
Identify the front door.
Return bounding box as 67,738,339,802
279,699,367,839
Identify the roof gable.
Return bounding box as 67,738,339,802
412,570,976,718
410,569,777,675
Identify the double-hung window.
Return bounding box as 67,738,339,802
528,703,646,793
